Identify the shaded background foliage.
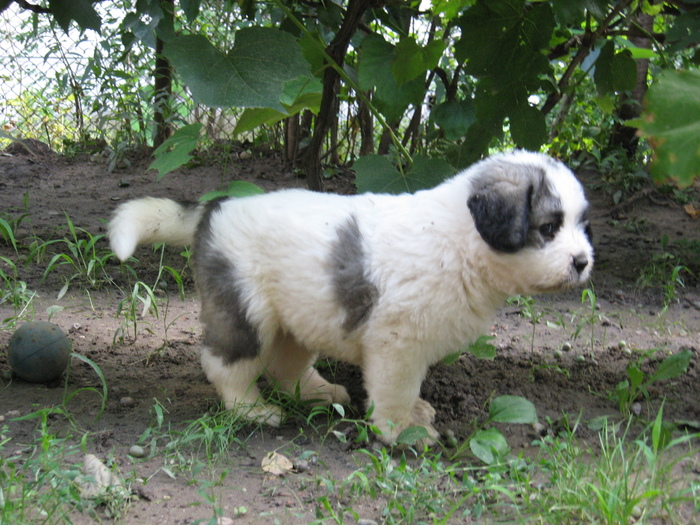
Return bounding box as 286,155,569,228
1,0,699,190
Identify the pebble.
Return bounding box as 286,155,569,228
119,396,136,408
561,342,572,352
358,520,378,525
631,402,642,416
129,445,147,458
294,459,310,473
576,355,586,363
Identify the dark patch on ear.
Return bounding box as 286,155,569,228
192,202,260,364
331,215,378,332
468,184,532,253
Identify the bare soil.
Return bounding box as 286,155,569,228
1,144,699,524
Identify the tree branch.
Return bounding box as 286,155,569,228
542,0,633,116
14,0,51,14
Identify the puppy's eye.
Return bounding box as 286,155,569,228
539,222,557,240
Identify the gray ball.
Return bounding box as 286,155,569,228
7,321,71,383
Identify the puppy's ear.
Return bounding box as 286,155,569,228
467,180,532,253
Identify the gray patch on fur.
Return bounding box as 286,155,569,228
525,176,563,248
468,159,563,252
331,215,378,332
193,199,260,363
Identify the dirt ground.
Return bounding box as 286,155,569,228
1,144,699,524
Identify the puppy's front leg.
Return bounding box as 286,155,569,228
362,349,439,446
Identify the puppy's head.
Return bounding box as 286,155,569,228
467,151,593,293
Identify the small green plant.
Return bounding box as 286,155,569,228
614,348,693,417
637,235,691,312
29,213,113,298
0,255,35,328
113,281,159,344
450,395,538,463
572,287,605,357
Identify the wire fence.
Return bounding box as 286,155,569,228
0,4,243,152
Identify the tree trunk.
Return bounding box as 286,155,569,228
358,90,374,156
153,4,174,149
301,0,379,191
608,10,654,156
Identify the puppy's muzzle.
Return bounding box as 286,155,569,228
572,253,589,276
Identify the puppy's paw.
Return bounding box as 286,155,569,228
372,417,440,448
226,401,284,427
412,398,436,426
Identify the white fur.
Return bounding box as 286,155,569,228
109,151,593,445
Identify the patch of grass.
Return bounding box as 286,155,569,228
0,255,35,329
0,409,131,524
28,212,114,298
637,235,692,312
525,409,699,524
614,348,693,418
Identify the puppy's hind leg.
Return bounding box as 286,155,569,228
200,347,283,426
265,333,350,407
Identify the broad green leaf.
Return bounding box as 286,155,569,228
432,99,476,141
632,69,700,187
392,37,445,86
199,181,265,202
358,34,425,122
456,1,552,89
618,38,658,59
431,0,470,19
353,155,408,194
148,123,202,180
49,0,101,33
649,350,693,384
233,77,322,136
508,103,547,151
593,41,636,95
0,218,18,252
298,31,327,77
164,28,311,110
396,425,431,446
353,154,455,194
470,428,510,464
445,124,494,169
666,10,700,53
465,335,497,360
409,154,457,189
488,395,538,424
181,0,201,23
627,364,644,390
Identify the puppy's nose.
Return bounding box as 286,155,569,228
573,254,589,275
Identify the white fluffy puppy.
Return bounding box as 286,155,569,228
109,151,593,445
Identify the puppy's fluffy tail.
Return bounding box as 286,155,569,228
109,197,204,261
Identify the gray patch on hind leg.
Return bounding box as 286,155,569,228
193,200,260,363
330,215,378,332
